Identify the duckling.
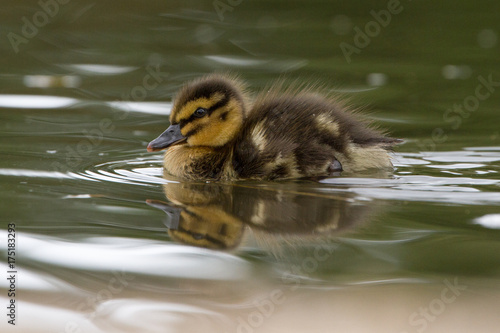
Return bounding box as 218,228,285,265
147,74,400,180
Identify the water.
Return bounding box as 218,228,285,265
1,1,500,332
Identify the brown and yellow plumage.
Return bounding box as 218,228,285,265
147,74,400,180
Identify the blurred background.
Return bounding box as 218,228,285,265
1,1,500,332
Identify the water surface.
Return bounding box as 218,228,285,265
1,1,500,332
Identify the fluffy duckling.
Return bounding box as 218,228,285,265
147,74,400,180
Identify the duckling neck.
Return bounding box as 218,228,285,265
163,144,234,180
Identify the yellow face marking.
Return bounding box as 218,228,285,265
170,93,225,124
187,98,243,147
315,114,340,136
169,92,243,147
181,115,209,136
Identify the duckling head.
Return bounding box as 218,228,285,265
147,74,247,152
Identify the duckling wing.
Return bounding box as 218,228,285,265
232,95,344,179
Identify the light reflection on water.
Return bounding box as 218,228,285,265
0,94,171,114
0,95,78,109
5,232,250,280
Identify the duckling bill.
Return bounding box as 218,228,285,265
148,74,400,180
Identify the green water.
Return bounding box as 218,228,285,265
1,1,500,332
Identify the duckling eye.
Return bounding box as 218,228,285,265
193,107,207,118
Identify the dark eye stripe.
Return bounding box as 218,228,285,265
176,226,227,247
208,94,229,115
179,94,230,130
184,208,200,218
180,113,203,130
184,123,206,137
179,119,188,129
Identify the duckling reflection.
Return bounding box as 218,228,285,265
147,181,244,250
148,173,377,250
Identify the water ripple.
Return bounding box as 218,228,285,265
73,157,169,185
3,148,499,206
95,300,226,332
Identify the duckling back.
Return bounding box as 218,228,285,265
232,89,399,179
